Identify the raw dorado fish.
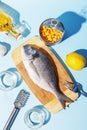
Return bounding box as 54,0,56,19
21,45,73,108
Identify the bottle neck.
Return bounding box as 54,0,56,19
8,26,22,40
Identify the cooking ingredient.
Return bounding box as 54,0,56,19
40,25,63,43
0,10,21,39
22,45,72,108
66,52,86,70
0,44,7,56
0,10,11,32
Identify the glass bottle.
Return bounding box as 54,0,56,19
0,1,31,39
0,10,22,39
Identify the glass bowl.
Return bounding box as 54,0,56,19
24,107,46,129
0,70,17,91
39,18,65,46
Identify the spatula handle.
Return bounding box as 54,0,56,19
3,107,19,130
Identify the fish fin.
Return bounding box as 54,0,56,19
64,81,75,91
57,93,73,109
29,62,40,78
47,82,73,108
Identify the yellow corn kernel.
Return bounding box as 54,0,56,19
40,25,63,43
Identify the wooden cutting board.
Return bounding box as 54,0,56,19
11,36,78,114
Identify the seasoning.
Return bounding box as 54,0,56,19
0,44,7,56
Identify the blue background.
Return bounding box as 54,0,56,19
0,0,87,130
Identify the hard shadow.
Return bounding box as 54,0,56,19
7,67,23,88
50,47,77,83
0,41,11,55
0,1,20,25
0,1,31,38
50,47,87,98
57,11,86,41
75,49,87,68
73,82,87,98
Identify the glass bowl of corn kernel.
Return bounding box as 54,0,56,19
39,18,65,46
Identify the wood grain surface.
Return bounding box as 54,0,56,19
11,37,78,114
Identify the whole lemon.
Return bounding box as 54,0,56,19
66,52,86,70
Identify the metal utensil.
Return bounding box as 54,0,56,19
3,89,30,130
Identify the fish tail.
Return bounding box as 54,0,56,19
57,93,73,109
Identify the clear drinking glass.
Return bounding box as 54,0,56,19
24,105,51,129
0,70,17,91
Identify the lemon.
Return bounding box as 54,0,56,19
66,52,86,70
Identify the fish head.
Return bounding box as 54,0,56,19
23,45,39,60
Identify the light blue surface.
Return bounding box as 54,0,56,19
0,0,87,130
